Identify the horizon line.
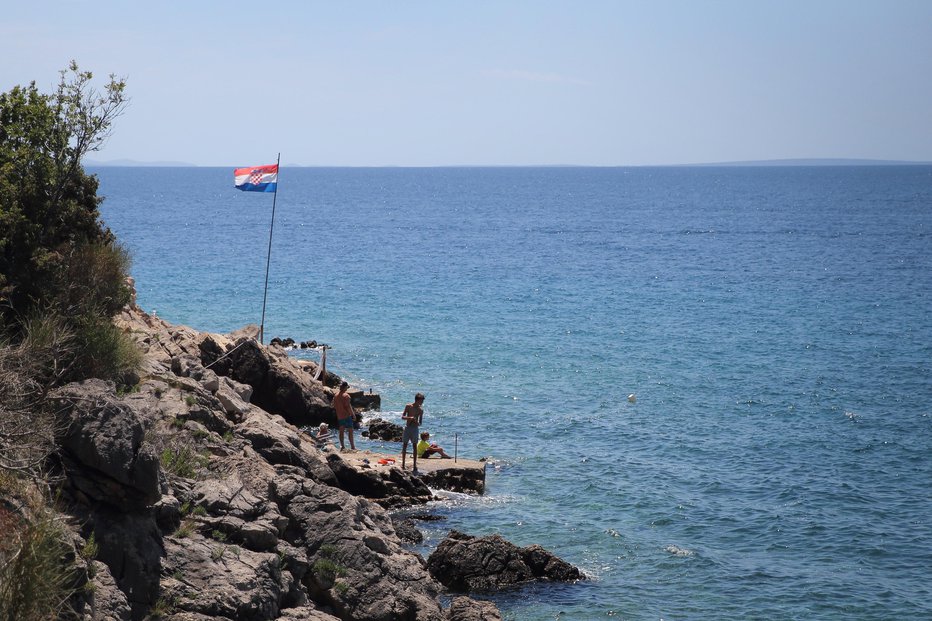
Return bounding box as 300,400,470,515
83,157,932,169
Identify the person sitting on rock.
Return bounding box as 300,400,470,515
417,431,451,459
313,423,331,450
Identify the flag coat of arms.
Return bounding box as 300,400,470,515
234,164,278,192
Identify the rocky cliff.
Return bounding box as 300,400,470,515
39,302,504,621
6,292,585,620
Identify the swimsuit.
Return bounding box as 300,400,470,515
402,424,419,446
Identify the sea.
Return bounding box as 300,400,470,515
93,165,932,620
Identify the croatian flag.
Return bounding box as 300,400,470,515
234,164,278,193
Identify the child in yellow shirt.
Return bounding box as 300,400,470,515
416,432,451,459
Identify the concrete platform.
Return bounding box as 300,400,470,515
335,448,487,495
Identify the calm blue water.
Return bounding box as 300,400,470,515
95,166,932,620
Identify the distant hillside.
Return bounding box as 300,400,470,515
84,158,197,167
686,158,932,167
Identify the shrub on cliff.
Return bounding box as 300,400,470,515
0,63,136,621
0,62,136,383
0,478,81,621
0,332,58,478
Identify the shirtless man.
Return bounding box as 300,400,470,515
332,381,356,451
400,393,425,472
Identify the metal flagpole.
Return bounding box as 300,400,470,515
258,153,281,345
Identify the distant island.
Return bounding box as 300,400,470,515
83,158,198,167
683,158,932,167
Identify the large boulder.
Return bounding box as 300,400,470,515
426,530,582,592
391,516,424,544
271,475,443,621
201,337,334,427
325,453,434,507
85,560,133,621
115,303,205,370
190,472,267,521
161,533,285,620
86,507,164,618
235,410,337,485
420,466,486,496
365,418,404,442
52,379,161,508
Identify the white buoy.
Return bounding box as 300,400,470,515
627,394,637,403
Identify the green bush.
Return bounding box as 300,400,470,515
59,241,133,319
1,62,133,386
312,557,347,586
16,312,74,382
0,63,126,327
160,445,210,479
173,520,195,539
67,316,141,383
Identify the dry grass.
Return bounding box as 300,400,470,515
0,338,58,479
0,480,80,621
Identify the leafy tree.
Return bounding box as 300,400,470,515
0,61,129,327
0,64,137,621
0,62,137,383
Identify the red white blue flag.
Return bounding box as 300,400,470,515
234,164,278,193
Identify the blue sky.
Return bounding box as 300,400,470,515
3,1,931,166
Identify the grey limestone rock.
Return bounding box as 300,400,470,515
200,337,333,427
53,379,161,508
275,607,342,620
325,453,433,507
222,375,254,402
86,560,133,621
426,530,582,592
215,385,251,418
191,473,265,520
446,596,503,621
391,516,424,544
235,410,326,476
365,418,404,442
281,478,444,621
89,509,163,618
161,533,285,620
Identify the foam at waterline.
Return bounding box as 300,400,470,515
428,488,524,509
664,544,695,557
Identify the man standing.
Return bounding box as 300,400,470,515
400,393,425,472
333,381,356,452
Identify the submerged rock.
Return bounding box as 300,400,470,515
391,516,424,544
365,417,404,442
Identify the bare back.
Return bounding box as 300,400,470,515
333,391,354,421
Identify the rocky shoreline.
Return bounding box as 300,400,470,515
31,297,582,620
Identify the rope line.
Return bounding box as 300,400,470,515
204,338,254,370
